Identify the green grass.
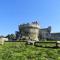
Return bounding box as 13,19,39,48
0,41,60,60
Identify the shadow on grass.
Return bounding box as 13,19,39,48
34,45,60,49
44,46,60,49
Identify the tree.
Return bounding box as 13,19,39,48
6,34,16,41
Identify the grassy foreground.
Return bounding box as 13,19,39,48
0,41,60,60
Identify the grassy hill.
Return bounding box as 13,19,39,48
0,41,60,60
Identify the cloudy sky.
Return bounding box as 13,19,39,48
0,0,60,35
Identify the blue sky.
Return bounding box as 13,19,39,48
0,0,60,36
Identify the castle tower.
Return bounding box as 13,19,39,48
19,21,40,41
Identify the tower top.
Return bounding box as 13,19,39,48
32,21,39,25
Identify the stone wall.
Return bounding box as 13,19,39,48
0,38,8,45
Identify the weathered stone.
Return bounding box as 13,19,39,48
19,21,40,41
0,38,8,45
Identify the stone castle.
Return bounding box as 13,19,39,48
0,21,60,45
16,21,60,41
